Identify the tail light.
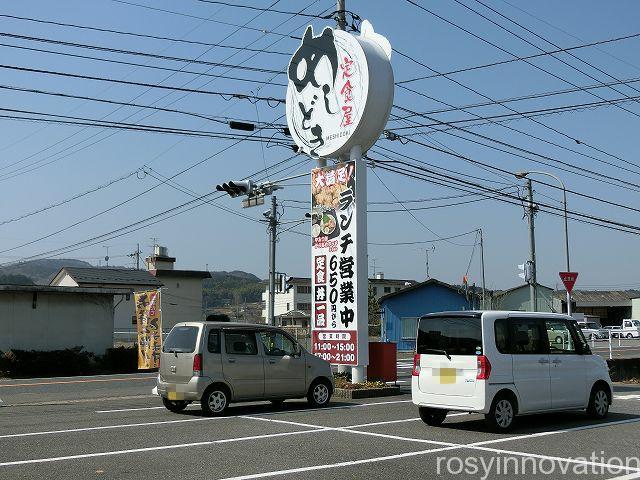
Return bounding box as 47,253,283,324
476,355,491,380
193,354,202,377
411,354,421,376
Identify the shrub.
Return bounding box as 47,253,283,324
98,346,138,373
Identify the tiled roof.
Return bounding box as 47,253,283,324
55,267,163,287
555,289,640,303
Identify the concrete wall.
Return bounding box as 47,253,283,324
381,284,473,351
0,291,114,354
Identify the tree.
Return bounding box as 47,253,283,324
0,274,35,285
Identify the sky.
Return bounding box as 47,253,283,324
1,0,640,291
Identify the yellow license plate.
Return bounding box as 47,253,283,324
439,368,457,384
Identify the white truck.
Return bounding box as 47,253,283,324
617,319,640,338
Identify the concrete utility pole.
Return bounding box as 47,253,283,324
525,179,538,312
267,196,278,326
337,0,346,31
479,229,486,309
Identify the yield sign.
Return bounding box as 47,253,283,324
559,272,579,294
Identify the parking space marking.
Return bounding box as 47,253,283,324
608,473,640,480
0,377,154,388
95,399,412,414
220,416,640,479
0,428,331,467
0,415,232,440
614,395,640,400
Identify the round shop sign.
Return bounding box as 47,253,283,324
286,20,394,159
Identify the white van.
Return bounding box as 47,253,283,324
411,311,613,432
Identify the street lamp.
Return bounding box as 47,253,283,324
515,171,572,315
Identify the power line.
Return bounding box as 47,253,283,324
0,64,285,104
192,0,325,18
0,13,290,56
0,42,287,87
396,31,640,84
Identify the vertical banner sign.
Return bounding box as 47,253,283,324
135,289,162,370
311,161,360,365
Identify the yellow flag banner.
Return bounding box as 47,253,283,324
135,289,162,370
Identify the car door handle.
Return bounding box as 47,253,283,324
538,358,550,364
228,359,236,363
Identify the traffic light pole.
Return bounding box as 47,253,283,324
525,179,538,312
267,196,278,326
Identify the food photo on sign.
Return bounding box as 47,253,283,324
311,162,355,243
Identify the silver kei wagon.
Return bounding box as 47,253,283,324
157,321,334,415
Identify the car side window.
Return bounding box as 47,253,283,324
260,332,296,356
545,320,576,354
207,329,221,353
509,318,546,354
494,318,509,354
224,331,258,355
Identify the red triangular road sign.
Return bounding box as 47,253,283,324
559,272,578,294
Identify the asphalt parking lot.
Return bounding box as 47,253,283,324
2,372,640,480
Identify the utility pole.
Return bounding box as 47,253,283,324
267,196,278,326
525,179,538,311
479,229,486,310
337,0,346,31
128,244,142,270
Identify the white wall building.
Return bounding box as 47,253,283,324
0,285,128,354
262,273,414,325
50,246,210,331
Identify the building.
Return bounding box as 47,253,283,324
557,289,640,326
0,284,128,354
261,273,414,325
51,246,210,331
491,284,560,313
379,278,475,351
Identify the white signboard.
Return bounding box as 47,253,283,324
286,21,393,159
311,161,365,365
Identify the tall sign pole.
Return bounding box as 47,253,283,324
267,196,278,326
286,21,393,382
525,179,538,312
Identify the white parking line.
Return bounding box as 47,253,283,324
614,394,640,400
95,399,413,414
0,416,232,439
0,428,330,467
219,416,640,479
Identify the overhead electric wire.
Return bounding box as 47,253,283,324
192,0,325,17
401,1,640,173
396,31,640,84
0,13,290,56
369,229,479,246
0,42,288,87
0,64,285,104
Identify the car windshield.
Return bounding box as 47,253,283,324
417,316,482,356
585,323,599,329
163,326,199,353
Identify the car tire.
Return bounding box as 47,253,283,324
627,333,634,339
162,397,189,413
270,399,285,408
485,395,516,432
418,407,448,426
587,385,610,419
201,385,230,416
307,379,332,408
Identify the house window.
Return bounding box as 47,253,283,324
297,303,311,311
395,287,401,292
297,285,311,294
286,303,290,311
372,286,378,295
384,286,391,293
401,317,418,339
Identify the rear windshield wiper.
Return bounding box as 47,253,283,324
422,348,451,360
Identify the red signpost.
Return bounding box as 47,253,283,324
559,272,579,294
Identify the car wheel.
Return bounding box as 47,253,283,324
485,395,516,432
555,336,563,344
418,407,448,426
307,379,332,408
589,334,596,341
587,385,610,419
627,333,634,339
201,385,229,416
162,397,189,413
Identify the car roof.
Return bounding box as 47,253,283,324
174,321,282,330
419,310,573,320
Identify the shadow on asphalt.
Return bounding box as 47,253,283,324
439,410,640,435
175,399,365,418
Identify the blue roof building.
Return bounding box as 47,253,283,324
379,278,475,351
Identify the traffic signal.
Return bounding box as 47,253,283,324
215,180,254,198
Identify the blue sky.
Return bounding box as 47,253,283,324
1,0,640,290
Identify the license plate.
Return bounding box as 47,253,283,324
439,368,457,384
